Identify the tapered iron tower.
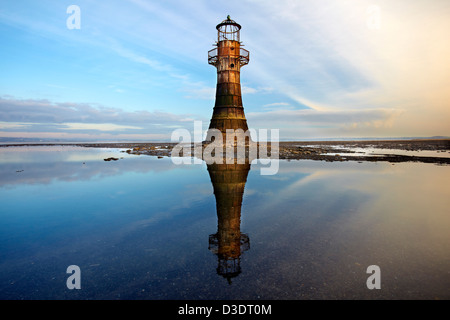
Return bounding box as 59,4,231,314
206,16,250,143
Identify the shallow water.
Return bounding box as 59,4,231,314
299,144,450,158
326,145,450,158
0,146,449,299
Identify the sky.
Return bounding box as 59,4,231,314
1,0,449,141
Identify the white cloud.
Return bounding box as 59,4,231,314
0,96,204,140
1,0,449,139
263,102,289,108
239,0,450,137
247,107,405,139
181,83,215,100
63,123,143,132
242,86,258,94
0,122,33,130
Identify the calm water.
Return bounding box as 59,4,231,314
0,146,449,300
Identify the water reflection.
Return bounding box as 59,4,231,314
1,146,449,299
207,161,251,283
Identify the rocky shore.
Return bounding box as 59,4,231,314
2,139,449,165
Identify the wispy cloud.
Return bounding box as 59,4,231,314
0,97,198,125
0,122,34,130
1,0,449,140
248,107,405,139
63,123,142,132
249,108,403,126
263,102,289,108
0,96,205,140
105,37,175,73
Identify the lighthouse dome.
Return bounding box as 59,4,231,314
216,15,241,42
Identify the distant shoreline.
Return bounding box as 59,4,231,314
1,138,449,148
1,139,449,165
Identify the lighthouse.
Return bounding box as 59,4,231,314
206,16,250,145
206,17,252,283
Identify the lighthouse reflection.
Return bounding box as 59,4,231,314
207,160,251,284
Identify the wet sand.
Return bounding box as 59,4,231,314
1,139,449,165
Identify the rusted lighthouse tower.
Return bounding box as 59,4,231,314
206,16,250,143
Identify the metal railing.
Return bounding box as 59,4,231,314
208,48,218,65
208,47,250,66
239,48,249,66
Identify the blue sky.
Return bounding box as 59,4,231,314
1,0,449,141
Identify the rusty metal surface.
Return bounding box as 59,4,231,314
206,17,251,143
208,44,249,67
